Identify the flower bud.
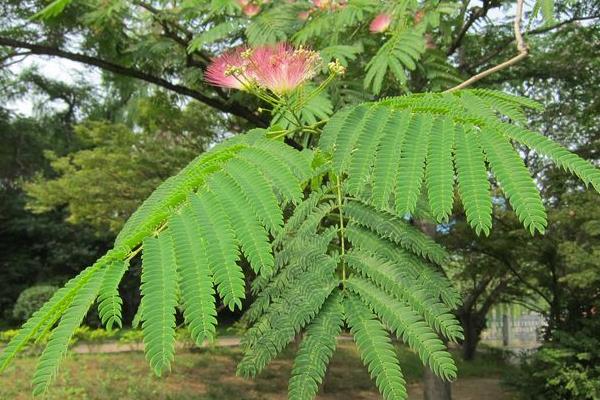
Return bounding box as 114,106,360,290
369,13,392,33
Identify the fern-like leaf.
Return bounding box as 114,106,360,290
371,110,411,209
344,293,408,400
237,271,337,377
169,209,217,346
236,146,303,205
331,104,372,173
365,30,426,94
345,224,462,309
224,157,284,235
209,171,274,276
288,291,344,400
454,125,493,235
480,128,547,234
347,106,394,194
395,113,433,215
115,143,242,249
140,232,179,377
0,263,105,373
97,260,129,331
345,200,448,264
346,250,463,342
348,277,457,381
245,249,337,325
32,265,105,395
426,116,455,222
318,107,353,153
188,21,241,52
191,191,244,311
346,224,462,309
502,125,600,192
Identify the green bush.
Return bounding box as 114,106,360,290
0,330,19,344
73,326,119,343
12,285,58,322
118,329,144,344
506,319,600,400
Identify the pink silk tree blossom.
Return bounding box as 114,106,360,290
369,13,392,33
205,43,321,95
312,0,330,9
248,43,321,95
298,10,310,21
242,3,261,16
204,47,253,90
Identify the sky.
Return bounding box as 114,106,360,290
6,56,100,117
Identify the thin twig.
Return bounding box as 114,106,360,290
463,14,599,72
0,51,31,67
445,0,528,93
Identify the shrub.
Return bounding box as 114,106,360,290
12,286,58,322
506,319,600,400
0,330,19,344
73,326,118,343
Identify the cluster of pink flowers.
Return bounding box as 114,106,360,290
297,0,347,20
295,1,393,34
311,0,347,10
205,43,322,95
237,0,269,17
369,13,392,33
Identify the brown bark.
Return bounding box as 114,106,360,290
424,367,452,400
415,220,452,400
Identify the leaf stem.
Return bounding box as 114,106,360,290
335,175,347,288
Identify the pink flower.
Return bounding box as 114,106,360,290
369,13,392,33
312,0,330,9
204,47,252,90
243,3,261,16
414,10,425,24
298,10,310,20
331,0,347,10
248,43,321,94
205,43,321,95
312,0,345,11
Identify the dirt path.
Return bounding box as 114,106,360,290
72,336,357,354
71,336,244,353
407,378,513,400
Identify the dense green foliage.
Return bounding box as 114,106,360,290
507,318,600,400
12,286,59,323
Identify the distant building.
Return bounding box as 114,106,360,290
480,305,546,350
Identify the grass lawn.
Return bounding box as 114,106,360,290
0,341,517,399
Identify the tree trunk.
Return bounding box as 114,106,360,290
459,311,487,361
461,319,480,361
415,219,452,400
424,367,452,400
501,314,510,347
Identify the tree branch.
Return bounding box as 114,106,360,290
446,0,501,56
0,51,31,67
480,279,510,314
464,14,600,72
446,0,528,92
477,246,554,307
0,36,266,127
